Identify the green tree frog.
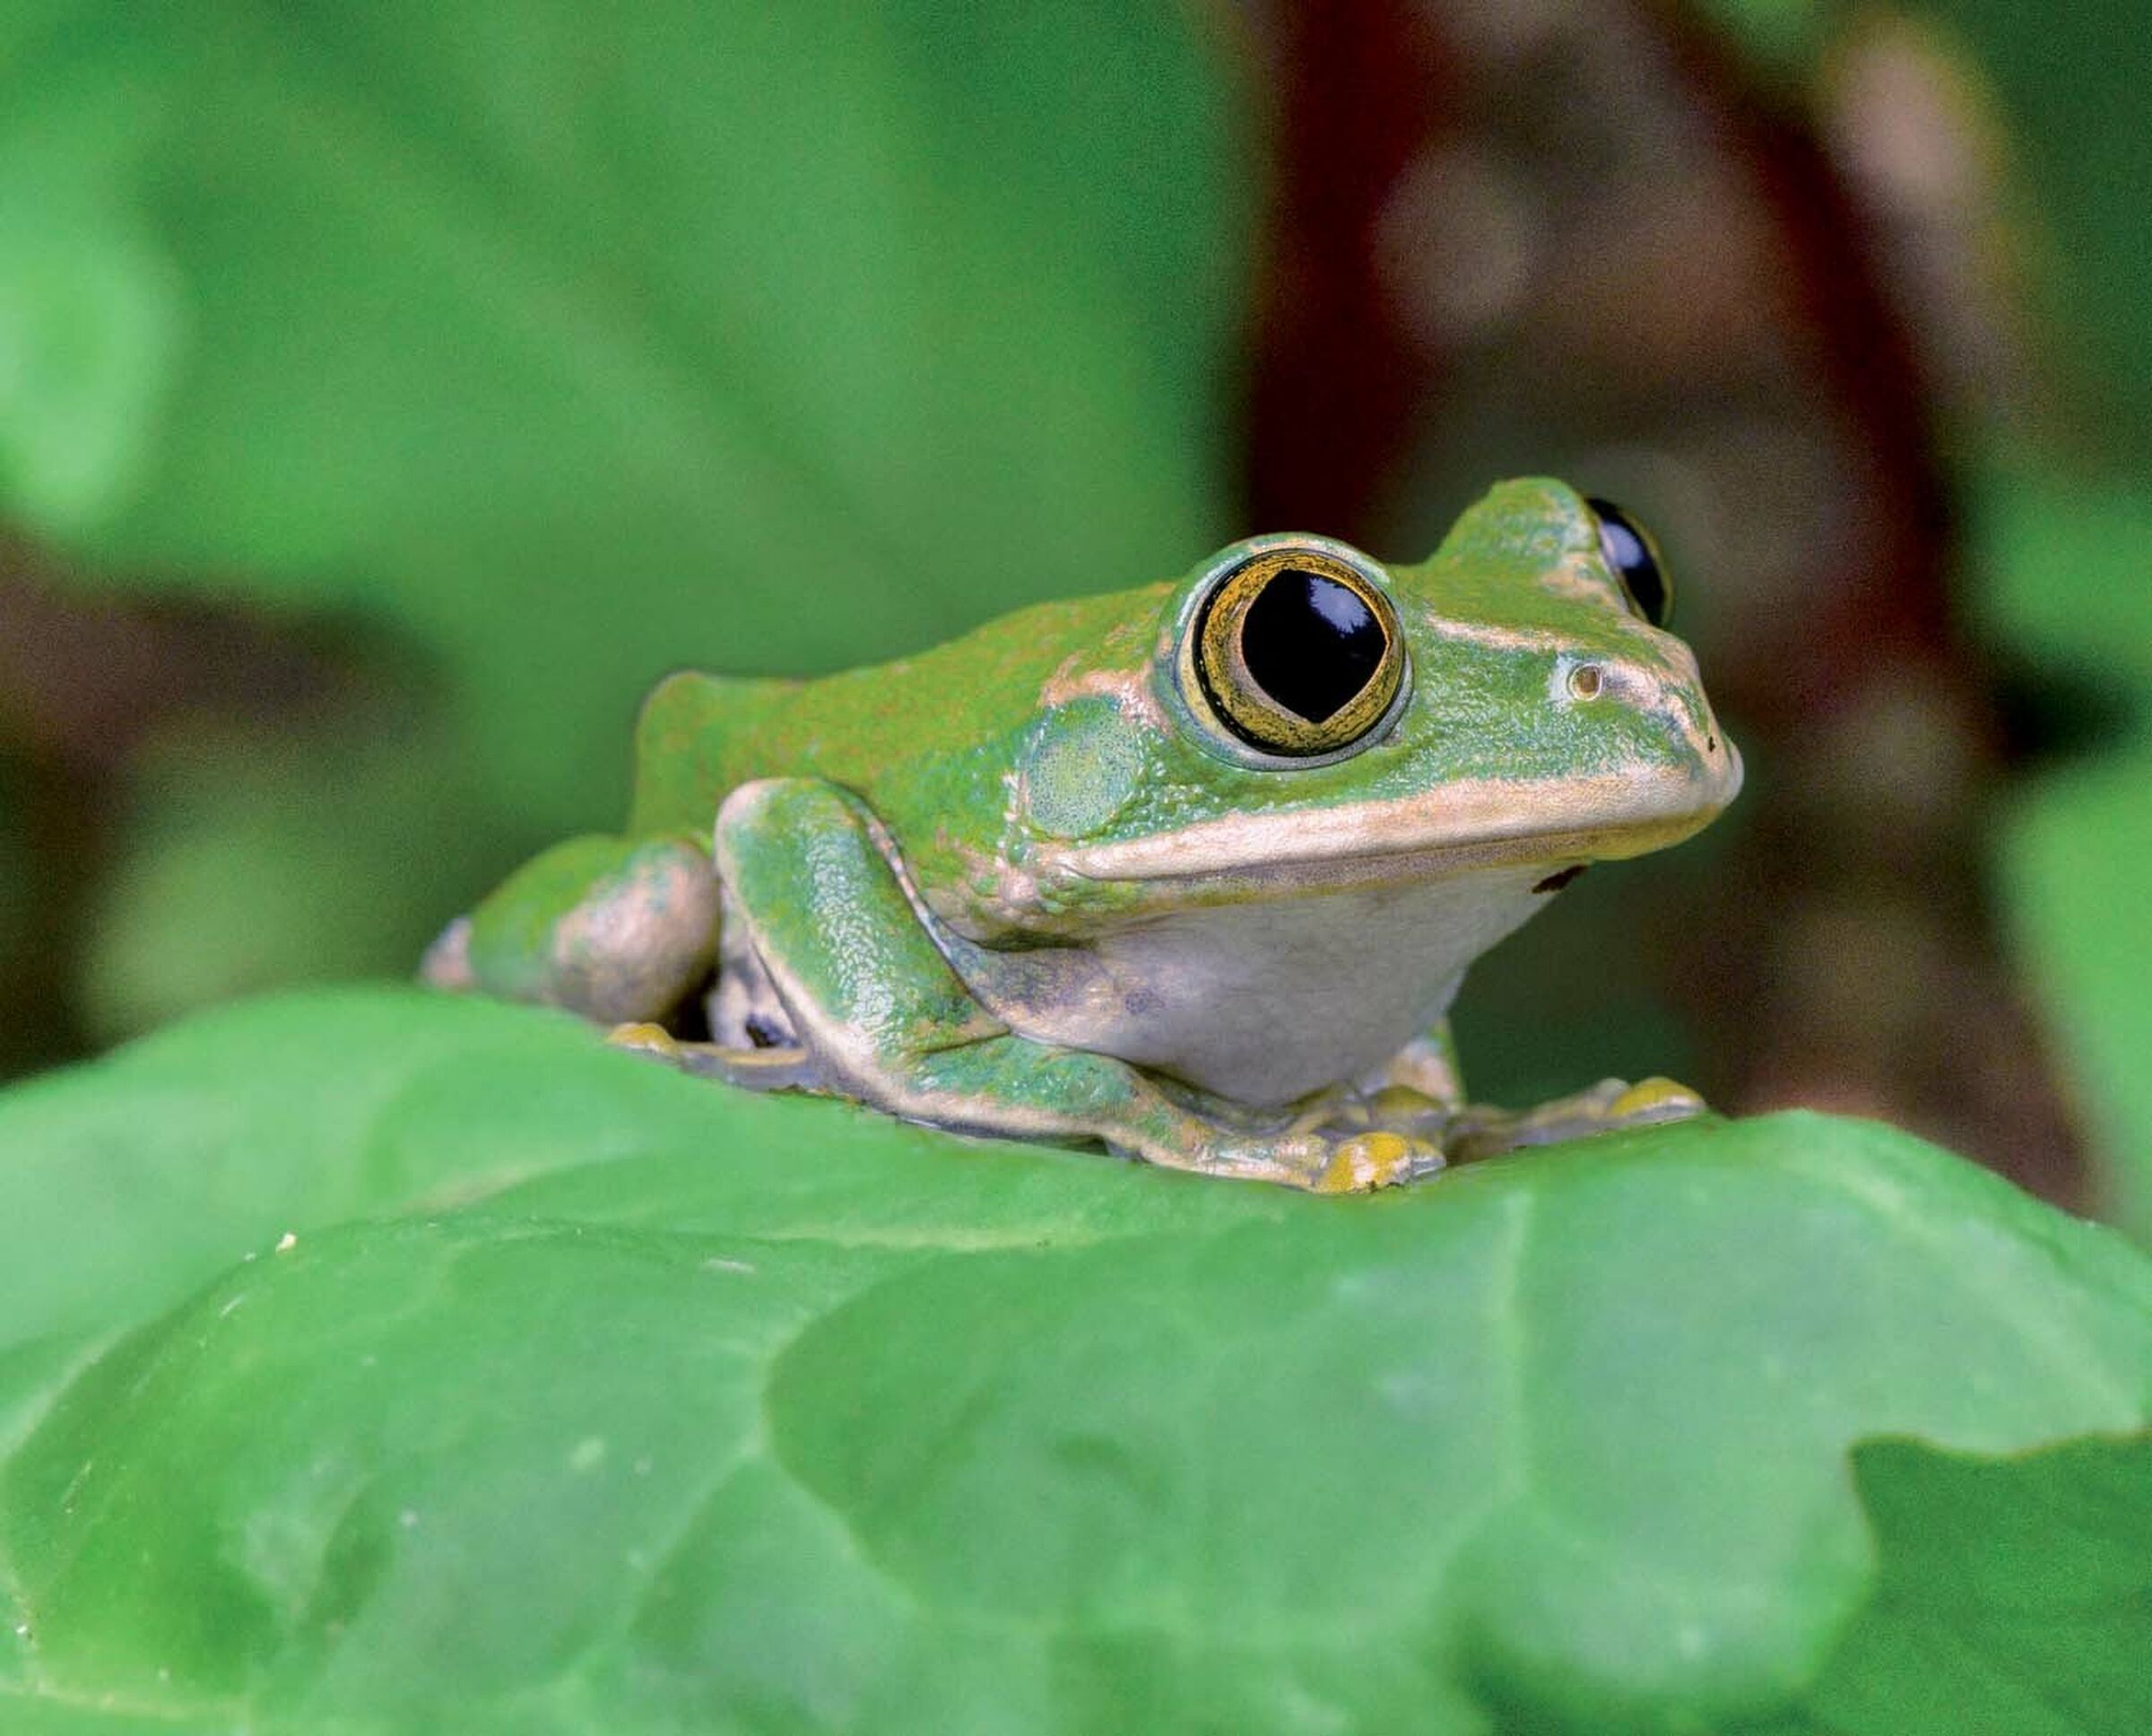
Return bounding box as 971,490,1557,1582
424,480,1739,1192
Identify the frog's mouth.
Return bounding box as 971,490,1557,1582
1051,751,1741,898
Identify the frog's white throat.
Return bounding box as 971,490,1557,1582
938,860,1566,1108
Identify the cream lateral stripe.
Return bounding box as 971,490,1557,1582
1054,761,1740,883
1188,552,1402,754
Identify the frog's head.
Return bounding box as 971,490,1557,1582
1014,478,1740,909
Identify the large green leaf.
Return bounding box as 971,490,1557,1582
0,1,1249,826
1793,1432,2152,1734
0,989,2146,1731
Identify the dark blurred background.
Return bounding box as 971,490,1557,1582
3,1,2148,1236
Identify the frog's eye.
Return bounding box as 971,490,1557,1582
1587,497,1673,627
1184,549,1407,759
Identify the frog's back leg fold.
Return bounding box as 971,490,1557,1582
422,832,718,1026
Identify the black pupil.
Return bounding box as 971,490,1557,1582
1586,497,1668,626
1240,569,1385,724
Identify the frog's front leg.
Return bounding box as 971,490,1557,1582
421,832,719,1025
660,777,1431,1194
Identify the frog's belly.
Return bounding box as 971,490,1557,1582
948,865,1553,1107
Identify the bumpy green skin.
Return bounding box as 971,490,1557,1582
430,479,1740,1192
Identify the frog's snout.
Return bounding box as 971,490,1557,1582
1697,717,1743,811
1553,648,1741,813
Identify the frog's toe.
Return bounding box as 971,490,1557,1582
1308,1131,1443,1194
1448,1073,1711,1160
1607,1075,1707,1123
607,1021,684,1061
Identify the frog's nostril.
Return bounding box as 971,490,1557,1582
1567,664,1603,701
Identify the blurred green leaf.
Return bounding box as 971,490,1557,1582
1,988,2146,1731
73,719,516,1042
1928,1,2152,454
0,2,1250,828
1974,470,2152,1239
1795,1433,2152,1734
0,197,183,535
1974,473,2152,683
2003,742,2152,1241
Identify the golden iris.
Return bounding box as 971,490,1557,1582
1184,551,1404,758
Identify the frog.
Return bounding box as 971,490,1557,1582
422,479,1740,1193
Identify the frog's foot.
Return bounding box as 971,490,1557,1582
1271,1084,1448,1189
605,1022,824,1094
1446,1075,1706,1162
1302,1129,1443,1194
1089,1088,1443,1193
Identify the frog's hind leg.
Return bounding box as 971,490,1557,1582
689,777,1433,1192
422,832,719,1026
